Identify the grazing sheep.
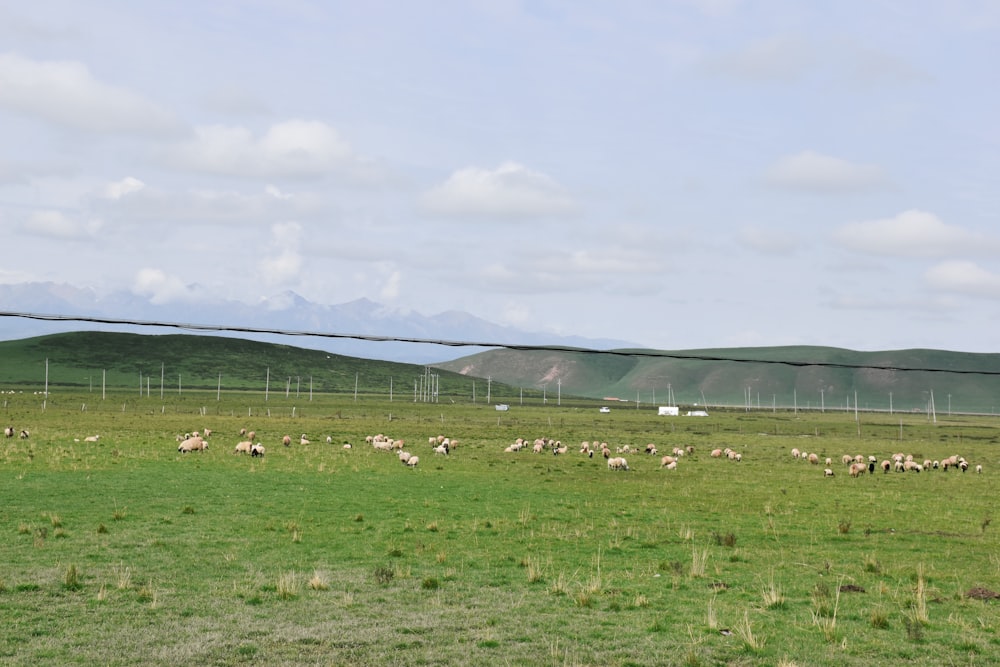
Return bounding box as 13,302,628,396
791,448,801,458
825,457,833,466
959,460,969,472
343,443,352,449
552,444,568,455
665,461,678,470
178,436,206,453
300,434,311,445
824,468,835,477
398,451,411,463
660,455,676,468
239,428,247,437
234,441,253,454
849,462,866,477
686,446,695,455
608,456,629,471
405,455,419,468
807,453,820,465
841,454,852,466
19,429,29,439
247,430,256,442
710,448,723,458
251,443,265,457
880,460,891,473
84,435,100,443
976,464,983,474
4,426,13,438
433,444,449,455
282,435,292,447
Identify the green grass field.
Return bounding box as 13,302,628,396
2,389,999,666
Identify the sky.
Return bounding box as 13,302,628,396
1,0,999,353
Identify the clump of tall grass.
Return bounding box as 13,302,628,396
811,581,841,642
706,595,719,631
308,571,329,591
112,562,132,590
734,611,766,652
277,571,299,600
863,553,881,574
690,548,709,578
761,572,786,609
63,564,81,591
912,563,930,624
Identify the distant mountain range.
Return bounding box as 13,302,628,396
0,282,639,364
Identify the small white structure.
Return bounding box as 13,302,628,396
686,410,709,417
657,406,679,416
599,406,611,413
495,404,509,411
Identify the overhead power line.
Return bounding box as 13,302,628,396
1,310,997,376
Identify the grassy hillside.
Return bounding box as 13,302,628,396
435,345,1000,415
0,332,533,402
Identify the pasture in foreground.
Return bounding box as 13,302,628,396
1,391,1000,666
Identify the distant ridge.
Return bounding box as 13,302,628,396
434,345,1000,415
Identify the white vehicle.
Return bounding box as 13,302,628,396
599,406,611,413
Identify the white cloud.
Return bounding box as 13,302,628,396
132,268,204,304
420,161,576,218
765,151,889,193
833,210,1000,258
379,268,401,301
0,52,180,134
22,209,100,239
261,222,303,286
166,120,381,181
102,177,145,200
738,226,799,255
925,261,1000,299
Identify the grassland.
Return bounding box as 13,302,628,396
1,386,1000,666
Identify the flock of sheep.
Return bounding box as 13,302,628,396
790,447,983,477
145,425,978,482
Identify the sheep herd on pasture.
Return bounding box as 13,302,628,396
14,418,969,482
791,447,982,477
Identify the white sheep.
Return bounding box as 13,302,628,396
849,462,866,477
976,464,983,474
282,435,292,447
343,443,352,449
300,434,311,445
19,429,29,439
178,436,206,453
608,456,629,471
84,435,100,443
398,451,412,463
710,448,723,458
433,444,449,456
807,453,819,465
326,435,333,444
660,455,676,468
3,426,13,438
251,443,265,457
791,447,801,458
665,461,678,470
234,440,253,454
406,455,419,468
824,468,835,477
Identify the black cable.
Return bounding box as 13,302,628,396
1,309,996,376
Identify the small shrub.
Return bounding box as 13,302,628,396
837,519,851,534
354,514,364,522
181,506,195,515
97,523,108,534
373,566,395,585
734,611,766,653
690,548,709,578
421,577,439,590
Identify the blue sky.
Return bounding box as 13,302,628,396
1,1,998,352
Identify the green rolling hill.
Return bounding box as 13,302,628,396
1,332,999,414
